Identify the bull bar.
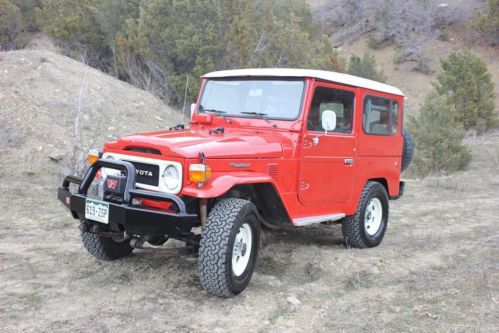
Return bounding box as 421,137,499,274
57,159,198,236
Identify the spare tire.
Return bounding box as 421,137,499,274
401,128,414,172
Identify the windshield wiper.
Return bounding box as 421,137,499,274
240,112,277,128
200,107,232,124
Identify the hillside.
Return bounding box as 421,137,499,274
0,48,181,184
308,0,499,116
339,32,499,117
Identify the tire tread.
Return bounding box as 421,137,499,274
198,198,254,297
342,181,388,248
81,230,133,261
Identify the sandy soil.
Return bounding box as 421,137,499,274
1,132,498,332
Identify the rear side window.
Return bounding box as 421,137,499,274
363,96,398,135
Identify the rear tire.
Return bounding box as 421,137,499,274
342,181,389,248
81,229,133,261
198,198,260,297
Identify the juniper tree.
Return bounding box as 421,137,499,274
0,0,22,49
408,93,471,176
347,52,386,82
434,51,497,133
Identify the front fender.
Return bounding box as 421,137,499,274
181,172,275,198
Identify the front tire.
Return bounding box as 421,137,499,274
81,228,133,261
198,198,260,297
342,181,389,248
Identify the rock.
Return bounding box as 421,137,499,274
49,155,63,162
286,296,300,305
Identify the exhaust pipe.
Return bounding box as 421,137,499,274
129,238,193,254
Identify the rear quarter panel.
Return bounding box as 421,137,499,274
352,88,404,208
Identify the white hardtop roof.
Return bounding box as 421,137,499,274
204,68,404,96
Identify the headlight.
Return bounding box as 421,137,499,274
101,154,120,177
162,165,180,190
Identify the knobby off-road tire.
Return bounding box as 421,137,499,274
81,229,133,261
198,198,260,297
342,181,389,248
401,128,414,172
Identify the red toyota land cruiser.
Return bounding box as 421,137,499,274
58,68,413,297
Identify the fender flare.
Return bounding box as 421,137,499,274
181,172,275,198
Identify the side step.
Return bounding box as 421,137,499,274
293,213,345,227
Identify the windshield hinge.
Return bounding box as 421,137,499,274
208,127,225,135
169,124,185,131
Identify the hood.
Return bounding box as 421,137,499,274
105,129,284,159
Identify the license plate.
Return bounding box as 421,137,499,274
85,199,109,224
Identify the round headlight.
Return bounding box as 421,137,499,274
101,155,118,177
163,165,180,190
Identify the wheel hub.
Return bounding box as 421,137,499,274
241,243,247,256
364,197,383,236
232,223,253,277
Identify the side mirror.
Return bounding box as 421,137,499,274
321,110,336,133
190,103,196,119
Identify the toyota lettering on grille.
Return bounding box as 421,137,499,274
136,169,153,177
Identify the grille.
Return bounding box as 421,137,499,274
124,160,159,186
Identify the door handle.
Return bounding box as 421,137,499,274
344,158,354,165
312,137,319,146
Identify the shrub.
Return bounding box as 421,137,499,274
0,0,22,50
347,52,386,82
434,51,497,134
469,0,499,45
122,0,338,104
366,35,386,50
12,0,42,32
408,93,471,177
37,0,107,67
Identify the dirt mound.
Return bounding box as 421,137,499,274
0,49,182,182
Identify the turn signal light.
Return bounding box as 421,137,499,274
87,149,100,164
189,164,212,183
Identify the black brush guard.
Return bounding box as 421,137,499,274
57,159,198,236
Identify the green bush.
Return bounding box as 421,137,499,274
37,0,107,66
12,0,42,32
408,93,471,177
469,0,499,45
347,52,387,82
366,35,388,50
122,0,338,104
434,51,497,134
0,0,22,49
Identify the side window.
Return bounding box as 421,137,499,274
363,96,398,135
307,87,355,133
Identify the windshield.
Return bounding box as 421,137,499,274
198,79,305,120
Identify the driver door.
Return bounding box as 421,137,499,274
298,83,357,205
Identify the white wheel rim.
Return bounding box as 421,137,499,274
232,223,253,277
364,197,383,236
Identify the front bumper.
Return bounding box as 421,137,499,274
57,159,198,236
